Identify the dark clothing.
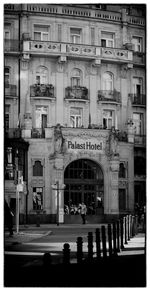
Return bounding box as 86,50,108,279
81,213,86,224
4,200,13,236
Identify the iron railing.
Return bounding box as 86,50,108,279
129,93,146,106
65,86,88,100
31,128,45,138
4,84,17,97
30,84,55,98
98,90,121,102
5,128,21,138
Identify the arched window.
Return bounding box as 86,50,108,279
71,68,82,87
119,162,126,178
36,66,48,85
33,161,43,176
103,72,113,91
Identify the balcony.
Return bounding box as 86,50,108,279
98,90,121,103
31,128,45,138
134,135,146,146
129,94,146,106
133,52,146,66
4,39,20,52
4,84,17,97
23,40,133,63
30,84,55,98
5,128,21,139
65,86,88,101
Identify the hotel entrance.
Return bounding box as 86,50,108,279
64,159,104,223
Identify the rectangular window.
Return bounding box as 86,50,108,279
5,105,10,131
35,106,48,129
119,189,126,211
71,77,80,87
103,110,114,129
101,32,114,48
70,107,82,128
132,36,143,52
5,68,10,87
70,28,81,44
58,24,62,42
133,77,142,96
33,187,43,210
34,25,49,41
133,113,143,135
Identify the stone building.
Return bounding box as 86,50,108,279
4,4,146,224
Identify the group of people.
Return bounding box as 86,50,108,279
64,202,87,224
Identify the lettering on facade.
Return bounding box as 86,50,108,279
67,141,103,151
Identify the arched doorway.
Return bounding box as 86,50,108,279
64,159,104,223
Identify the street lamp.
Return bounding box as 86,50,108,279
52,181,66,226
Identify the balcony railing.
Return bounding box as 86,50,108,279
4,39,20,52
23,40,133,63
30,84,55,98
133,52,146,65
65,86,88,100
4,84,17,97
31,128,45,138
98,90,121,103
5,128,21,138
129,93,146,106
134,135,146,146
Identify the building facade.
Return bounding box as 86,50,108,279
4,4,146,224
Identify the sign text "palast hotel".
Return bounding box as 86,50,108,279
68,141,103,151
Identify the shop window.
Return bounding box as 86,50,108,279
36,66,48,84
101,32,114,48
103,72,113,91
103,110,115,129
70,28,81,44
70,107,83,128
71,68,82,87
33,161,43,176
119,162,126,178
132,36,143,52
33,187,43,210
34,25,49,41
133,112,144,135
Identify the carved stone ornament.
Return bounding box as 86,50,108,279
54,124,66,154
105,127,119,158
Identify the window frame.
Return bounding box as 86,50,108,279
34,25,49,41
103,109,115,129
133,112,144,135
70,107,83,128
70,27,82,44
101,31,115,48
32,187,43,211
132,36,143,52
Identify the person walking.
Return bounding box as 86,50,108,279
80,202,87,224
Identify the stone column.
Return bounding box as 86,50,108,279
109,157,120,214
56,61,66,125
89,64,99,125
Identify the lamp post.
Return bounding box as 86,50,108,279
52,181,66,226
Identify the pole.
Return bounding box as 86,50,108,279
16,189,19,234
56,181,59,226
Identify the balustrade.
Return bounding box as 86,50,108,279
5,84,17,97
30,84,55,98
98,90,121,103
129,93,146,106
65,86,88,100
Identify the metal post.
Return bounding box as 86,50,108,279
16,189,19,234
95,228,101,260
108,224,112,257
77,237,83,264
101,225,107,258
116,220,120,252
56,180,59,226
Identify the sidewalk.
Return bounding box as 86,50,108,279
4,223,146,256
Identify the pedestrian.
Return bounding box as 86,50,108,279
80,202,87,224
4,200,14,236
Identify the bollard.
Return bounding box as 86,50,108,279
63,243,70,264
43,252,52,267
116,220,120,252
135,215,138,235
108,224,112,257
101,225,107,258
120,218,124,249
127,215,130,241
113,222,117,255
95,228,101,260
132,215,135,237
76,236,83,264
124,216,128,244
88,232,93,262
